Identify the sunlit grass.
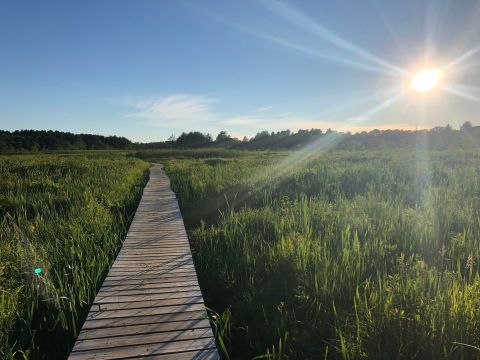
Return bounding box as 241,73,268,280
0,153,149,358
153,149,480,359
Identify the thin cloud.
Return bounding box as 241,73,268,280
123,94,417,137
124,94,217,127
251,106,275,113
222,116,260,126
220,113,418,136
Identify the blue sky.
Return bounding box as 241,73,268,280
1,0,480,142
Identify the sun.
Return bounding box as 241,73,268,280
410,68,442,93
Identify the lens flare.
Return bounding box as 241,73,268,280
410,69,442,93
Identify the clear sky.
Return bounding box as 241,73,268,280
1,0,480,142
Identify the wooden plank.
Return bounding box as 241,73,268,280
81,310,208,329
78,319,211,340
110,262,195,269
93,295,205,309
112,255,193,267
115,251,192,256
69,164,218,359
73,328,214,352
97,282,200,293
86,303,206,319
110,261,195,267
90,298,204,311
108,258,193,265
94,290,203,303
114,255,192,261
101,275,199,285
102,274,199,283
134,350,219,360
69,338,217,360
106,269,197,276
97,286,201,298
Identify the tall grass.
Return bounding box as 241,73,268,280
154,149,480,359
0,153,149,359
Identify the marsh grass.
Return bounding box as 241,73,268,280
3,148,480,359
0,153,149,359
149,149,480,359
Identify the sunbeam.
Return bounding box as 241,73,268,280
373,2,405,55
423,0,452,59
350,90,406,124
444,44,480,71
244,28,401,76
184,0,478,142
188,2,399,76
315,88,403,119
414,96,432,215
317,91,393,117
442,84,480,104
241,87,406,193
264,0,408,76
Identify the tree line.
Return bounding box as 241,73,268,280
137,122,480,151
1,122,478,152
0,130,132,152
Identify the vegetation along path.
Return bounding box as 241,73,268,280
69,164,219,360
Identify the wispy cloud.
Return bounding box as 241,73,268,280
220,113,417,135
123,93,416,138
124,94,217,127
251,106,275,113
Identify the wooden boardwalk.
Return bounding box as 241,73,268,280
69,164,219,360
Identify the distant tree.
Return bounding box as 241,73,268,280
175,131,212,148
255,131,270,139
215,131,231,142
4,125,480,153
461,121,473,131
0,130,132,152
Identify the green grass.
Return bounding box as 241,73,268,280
0,152,149,359
3,148,480,359
137,149,480,359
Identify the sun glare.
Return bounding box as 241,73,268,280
410,68,442,93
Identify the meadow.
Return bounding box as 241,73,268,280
2,148,480,359
0,152,149,358
138,148,480,359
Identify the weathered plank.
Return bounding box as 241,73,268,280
81,311,209,330
77,318,212,340
69,338,217,360
69,164,219,359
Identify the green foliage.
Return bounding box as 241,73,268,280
155,149,480,359
0,153,149,359
0,130,132,152
3,147,480,359
207,307,232,359
4,125,479,153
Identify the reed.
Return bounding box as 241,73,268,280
0,153,149,359
154,149,480,359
